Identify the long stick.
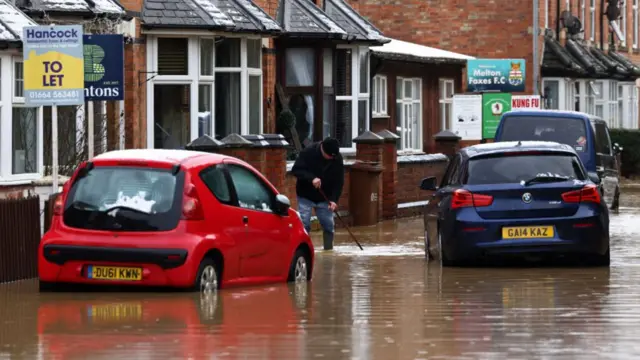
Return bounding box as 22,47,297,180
318,188,363,251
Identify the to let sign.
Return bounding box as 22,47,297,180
23,25,85,106
511,95,541,110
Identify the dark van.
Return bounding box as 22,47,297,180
494,110,623,210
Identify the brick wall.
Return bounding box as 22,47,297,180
353,0,536,94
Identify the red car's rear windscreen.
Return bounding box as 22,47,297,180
62,166,184,231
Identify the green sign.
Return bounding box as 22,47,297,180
482,93,512,139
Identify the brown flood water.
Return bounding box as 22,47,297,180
2,194,640,359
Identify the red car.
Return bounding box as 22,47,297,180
39,149,314,291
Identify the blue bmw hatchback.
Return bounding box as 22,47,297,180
420,141,610,266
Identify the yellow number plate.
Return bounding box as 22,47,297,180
502,226,554,239
89,303,143,323
87,266,142,281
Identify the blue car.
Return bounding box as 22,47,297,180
494,110,622,211
420,141,610,266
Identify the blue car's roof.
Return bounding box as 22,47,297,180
501,109,606,123
463,141,578,159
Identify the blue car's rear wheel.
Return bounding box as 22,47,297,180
586,248,610,267
439,230,459,267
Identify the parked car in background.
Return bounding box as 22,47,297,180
39,149,314,292
419,141,610,266
494,110,623,211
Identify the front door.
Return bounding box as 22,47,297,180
224,162,289,278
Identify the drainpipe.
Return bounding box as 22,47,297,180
556,0,561,40
533,0,539,95
601,0,605,48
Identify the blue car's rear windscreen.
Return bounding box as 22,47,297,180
499,116,588,152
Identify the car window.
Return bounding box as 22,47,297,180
440,156,459,187
466,154,586,185
199,165,232,204
499,116,588,152
226,164,274,212
593,122,612,155
449,155,462,185
63,166,184,231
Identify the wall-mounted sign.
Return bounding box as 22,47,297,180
83,34,124,101
467,59,526,93
452,94,482,140
482,93,512,139
23,25,85,106
511,95,541,110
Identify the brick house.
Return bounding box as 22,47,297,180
368,38,473,153
353,0,640,129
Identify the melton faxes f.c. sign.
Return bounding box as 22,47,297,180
23,25,85,106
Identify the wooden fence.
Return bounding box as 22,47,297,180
0,196,41,283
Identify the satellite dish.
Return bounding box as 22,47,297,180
560,10,583,35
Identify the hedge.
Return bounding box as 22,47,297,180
609,129,640,177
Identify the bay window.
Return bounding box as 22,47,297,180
335,46,369,149
542,77,632,128
439,78,454,130
280,45,369,151
396,77,422,151
621,82,638,129
372,75,387,117
0,56,43,183
146,35,263,149
608,80,619,127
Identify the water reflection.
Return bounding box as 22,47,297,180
35,283,311,359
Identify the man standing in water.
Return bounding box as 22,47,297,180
291,137,345,250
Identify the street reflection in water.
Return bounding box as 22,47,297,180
1,196,640,359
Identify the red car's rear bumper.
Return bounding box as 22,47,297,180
39,244,197,288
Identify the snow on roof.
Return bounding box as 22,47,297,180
0,0,37,41
370,38,474,63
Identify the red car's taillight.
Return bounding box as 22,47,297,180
561,184,601,204
451,189,494,210
182,183,204,220
53,194,64,216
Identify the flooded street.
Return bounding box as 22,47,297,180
3,196,640,359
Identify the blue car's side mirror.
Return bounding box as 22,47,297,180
419,177,438,191
588,172,601,184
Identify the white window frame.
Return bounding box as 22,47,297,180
145,35,263,149
438,78,454,130
590,0,596,41
335,45,370,152
0,54,44,184
634,0,639,48
396,77,422,152
372,74,388,117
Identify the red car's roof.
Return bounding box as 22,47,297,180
92,149,227,168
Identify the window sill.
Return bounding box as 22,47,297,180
372,114,390,119
397,149,425,156
0,174,42,186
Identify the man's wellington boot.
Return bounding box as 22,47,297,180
323,231,334,250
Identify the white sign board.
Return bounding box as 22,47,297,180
511,95,541,110
452,94,482,140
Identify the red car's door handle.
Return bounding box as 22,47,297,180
242,216,249,224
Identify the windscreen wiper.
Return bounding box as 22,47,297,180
522,174,570,186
